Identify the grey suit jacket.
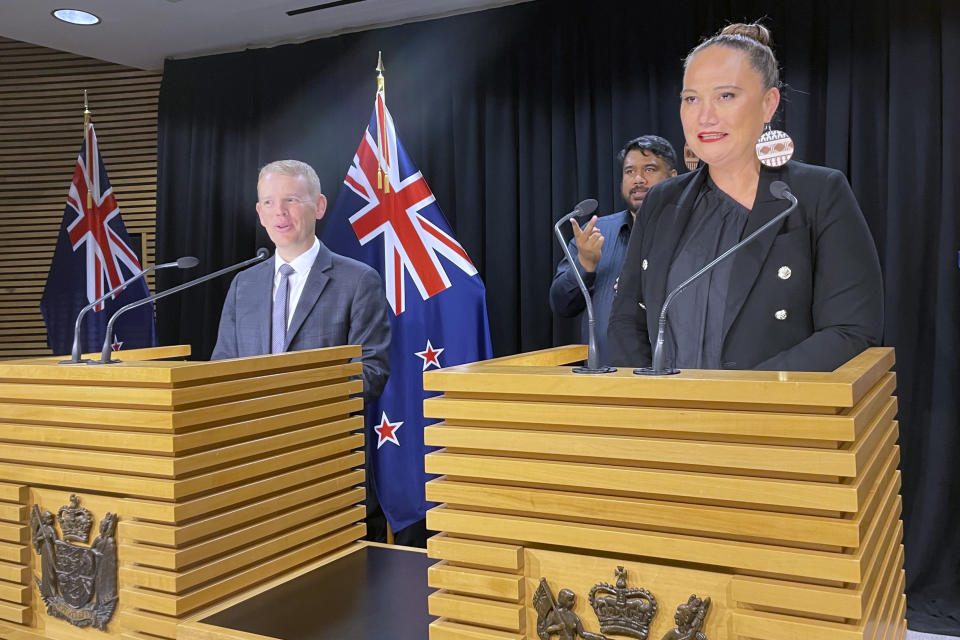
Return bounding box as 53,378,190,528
211,241,390,402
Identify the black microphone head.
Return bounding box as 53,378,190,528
176,256,199,269
255,247,271,260
770,181,792,200
575,199,599,217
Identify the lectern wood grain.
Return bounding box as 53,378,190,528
0,346,367,640
423,346,906,640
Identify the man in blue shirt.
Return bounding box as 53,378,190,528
550,135,678,365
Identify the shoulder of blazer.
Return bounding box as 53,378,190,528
778,161,848,197
232,255,273,286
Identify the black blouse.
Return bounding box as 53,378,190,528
664,177,750,369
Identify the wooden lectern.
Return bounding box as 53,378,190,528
423,346,905,640
0,345,368,640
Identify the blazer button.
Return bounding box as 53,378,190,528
641,259,648,270
775,309,788,320
778,266,792,280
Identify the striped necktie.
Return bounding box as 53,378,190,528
271,263,295,354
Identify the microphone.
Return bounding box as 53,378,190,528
553,198,616,374
61,255,199,364
635,180,799,375
94,248,270,364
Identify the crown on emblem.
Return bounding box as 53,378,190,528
588,566,658,640
57,495,93,543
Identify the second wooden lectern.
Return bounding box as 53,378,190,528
0,345,367,640
423,346,905,640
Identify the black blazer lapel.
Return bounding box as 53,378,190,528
644,167,708,317
284,242,332,350
721,168,791,340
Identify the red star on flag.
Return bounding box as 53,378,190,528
374,412,402,449
111,335,123,351
415,339,444,372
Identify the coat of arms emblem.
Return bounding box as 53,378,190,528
29,495,118,630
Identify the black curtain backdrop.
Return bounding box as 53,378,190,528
155,0,959,632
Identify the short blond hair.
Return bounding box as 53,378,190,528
258,160,322,199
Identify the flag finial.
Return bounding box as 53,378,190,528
376,51,385,93
83,90,92,208
375,52,389,192
83,89,91,128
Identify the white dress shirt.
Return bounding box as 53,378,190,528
272,237,320,330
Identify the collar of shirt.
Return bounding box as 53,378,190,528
617,209,633,235
272,236,320,328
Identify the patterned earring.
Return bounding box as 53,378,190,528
682,143,701,171
756,122,794,167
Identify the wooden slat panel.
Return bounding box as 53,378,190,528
0,562,28,584
0,599,29,624
0,622,46,640
427,506,864,582
118,609,179,639
0,36,159,360
0,485,26,503
428,591,524,631
122,503,365,593
731,608,864,640
427,561,523,601
0,522,27,544
429,619,524,640
171,415,360,476
426,347,893,407
424,451,861,512
122,468,363,545
0,503,26,523
425,423,862,477
123,491,365,570
0,379,359,431
173,430,363,500
427,533,523,571
120,523,364,616
0,580,29,604
423,373,893,441
425,479,861,548
122,451,364,524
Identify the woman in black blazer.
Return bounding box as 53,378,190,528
608,23,883,372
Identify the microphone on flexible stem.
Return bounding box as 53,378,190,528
635,180,799,376
554,198,617,374
93,248,270,364
61,255,199,364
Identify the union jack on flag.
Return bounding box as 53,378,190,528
322,80,492,533
40,123,156,356
342,90,478,315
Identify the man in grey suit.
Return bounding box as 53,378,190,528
211,159,390,403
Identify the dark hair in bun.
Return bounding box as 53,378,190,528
685,22,780,90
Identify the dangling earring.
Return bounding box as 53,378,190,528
682,143,701,171
756,122,794,167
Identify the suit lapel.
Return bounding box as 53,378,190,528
721,167,790,341
284,242,332,350
645,167,708,316
248,261,274,356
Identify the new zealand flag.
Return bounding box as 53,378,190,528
40,124,156,356
322,88,493,532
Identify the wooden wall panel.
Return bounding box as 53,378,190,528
0,36,160,360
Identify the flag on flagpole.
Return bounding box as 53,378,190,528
322,64,493,532
40,123,156,356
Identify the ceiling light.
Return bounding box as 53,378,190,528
51,9,101,26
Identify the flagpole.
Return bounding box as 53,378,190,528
83,90,93,210
376,52,390,194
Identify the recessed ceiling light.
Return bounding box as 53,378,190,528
51,9,101,26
